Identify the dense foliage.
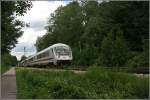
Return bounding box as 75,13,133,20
99,27,128,67
1,1,32,53
35,1,149,67
1,53,18,73
16,67,149,99
1,53,18,66
1,1,32,70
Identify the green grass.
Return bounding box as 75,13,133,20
16,67,149,99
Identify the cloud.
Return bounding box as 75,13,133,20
30,20,47,31
16,1,68,43
16,1,67,31
12,42,36,52
18,28,37,44
11,42,37,60
18,28,47,44
11,1,70,60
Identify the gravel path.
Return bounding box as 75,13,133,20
20,67,86,74
1,67,17,99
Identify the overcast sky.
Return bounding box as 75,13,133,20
11,1,70,60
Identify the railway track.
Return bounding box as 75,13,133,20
17,66,149,78
18,66,149,74
18,67,86,74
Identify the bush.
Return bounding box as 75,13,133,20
86,67,149,98
16,67,149,99
1,53,18,73
49,81,87,99
126,52,148,68
131,77,149,98
1,53,17,66
126,39,149,68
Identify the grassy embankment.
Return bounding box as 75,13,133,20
16,67,149,99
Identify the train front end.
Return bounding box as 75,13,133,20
54,44,72,65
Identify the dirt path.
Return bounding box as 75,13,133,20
1,67,17,99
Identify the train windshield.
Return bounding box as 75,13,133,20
55,46,71,56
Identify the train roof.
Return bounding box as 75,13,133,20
51,43,69,48
24,43,69,61
36,43,69,55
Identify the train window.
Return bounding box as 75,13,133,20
39,53,42,58
37,51,49,59
40,53,43,58
45,51,49,57
55,46,70,56
52,48,53,53
37,54,41,59
43,51,49,57
41,54,43,58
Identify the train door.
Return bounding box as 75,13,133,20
49,48,54,58
52,48,57,65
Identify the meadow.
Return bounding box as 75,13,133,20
16,67,149,99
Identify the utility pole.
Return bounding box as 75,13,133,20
23,47,26,56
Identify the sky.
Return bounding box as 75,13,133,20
11,1,70,60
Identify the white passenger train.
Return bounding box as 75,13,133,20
21,43,73,66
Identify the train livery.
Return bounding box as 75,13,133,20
21,43,73,66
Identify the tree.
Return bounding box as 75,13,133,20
1,1,32,53
35,1,148,67
100,26,128,67
1,1,32,69
126,39,149,68
1,53,18,66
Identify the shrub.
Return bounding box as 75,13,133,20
49,81,87,99
130,77,149,98
1,53,17,66
16,67,149,99
126,38,149,68
126,53,148,68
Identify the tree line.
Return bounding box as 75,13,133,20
36,1,149,68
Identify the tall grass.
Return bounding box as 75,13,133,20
16,67,149,99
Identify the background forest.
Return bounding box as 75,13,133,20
35,1,149,68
